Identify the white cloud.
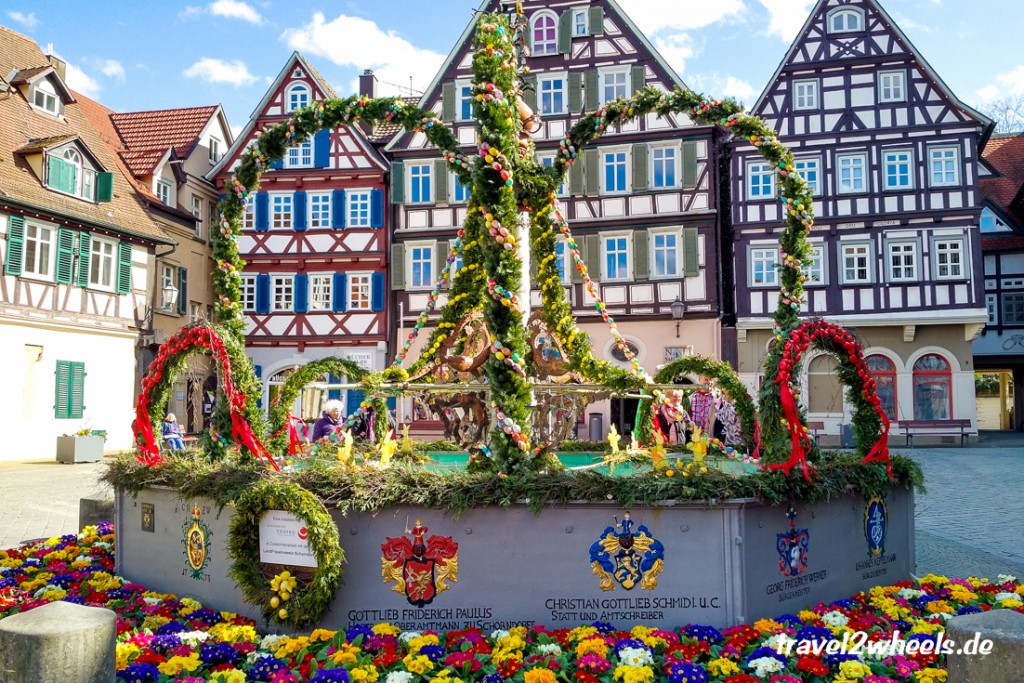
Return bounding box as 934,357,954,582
281,12,445,97
209,0,264,25
6,10,37,30
976,65,1024,103
617,0,745,34
179,6,204,20
100,59,126,82
757,0,815,41
65,62,101,98
183,58,258,86
652,33,696,75
721,76,756,102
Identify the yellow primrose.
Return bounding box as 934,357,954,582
208,623,258,644
116,642,140,668
208,670,247,683
350,665,380,682
524,669,558,683
141,616,171,631
372,623,400,636
797,610,820,622
613,665,655,683
839,660,872,679
157,654,201,676
403,654,434,675
274,636,311,659
915,668,948,683
754,618,783,634
925,600,954,614
310,628,338,643
575,637,608,658
1000,598,1024,608
910,621,943,635
407,634,441,653
918,574,950,586
568,626,599,642
331,643,361,666
509,626,528,639
708,658,739,677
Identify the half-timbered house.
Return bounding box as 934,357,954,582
0,26,173,459
974,132,1024,431
730,0,993,444
386,0,728,438
209,53,391,419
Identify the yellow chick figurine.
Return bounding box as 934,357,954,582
337,429,354,464
378,430,398,467
650,429,667,468
400,423,414,458
688,426,708,465
607,424,621,455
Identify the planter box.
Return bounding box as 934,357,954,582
56,436,104,464
115,486,913,631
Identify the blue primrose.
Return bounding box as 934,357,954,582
248,655,288,681
746,646,786,666
667,661,709,683
311,668,351,683
117,663,160,683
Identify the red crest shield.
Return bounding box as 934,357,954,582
403,557,437,606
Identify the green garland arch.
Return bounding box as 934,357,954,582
227,480,343,628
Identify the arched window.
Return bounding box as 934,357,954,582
866,354,897,420
285,83,310,112
808,355,843,414
531,12,558,55
61,148,82,196
33,80,59,114
912,354,952,420
828,8,863,33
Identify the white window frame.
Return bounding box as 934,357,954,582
452,173,471,203
88,234,117,290
554,237,570,284
408,164,432,204
986,293,998,325
22,222,55,280
285,140,313,169
933,239,965,280
1005,293,1024,324
408,242,434,290
836,153,868,194
347,189,372,227
651,145,679,189
793,79,819,110
804,243,827,286
750,247,779,287
530,10,558,56
602,233,632,282
651,229,681,278
878,71,906,104
348,272,373,311
31,79,60,115
271,275,294,312
189,302,202,325
841,242,873,284
929,146,961,187
793,156,821,196
242,198,255,230
191,196,203,238
882,149,914,191
538,73,567,116
308,274,333,311
601,147,630,195
747,161,775,200
156,179,173,206
573,9,588,36
285,82,310,113
308,192,332,229
539,155,567,196
887,241,919,282
209,137,221,163
456,80,474,122
270,193,293,230
240,274,257,312
828,7,863,33
600,66,630,103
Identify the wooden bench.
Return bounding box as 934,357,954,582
898,419,972,447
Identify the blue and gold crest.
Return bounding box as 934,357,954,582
776,507,809,577
589,512,664,591
864,496,887,556
182,505,212,581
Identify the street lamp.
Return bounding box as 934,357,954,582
161,282,179,311
671,297,686,338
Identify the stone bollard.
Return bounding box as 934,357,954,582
946,609,1024,683
0,601,116,683
79,497,114,531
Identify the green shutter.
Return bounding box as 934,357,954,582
5,215,25,276
632,144,649,191
390,243,405,290
634,231,649,280
96,172,114,202
568,72,583,113
683,228,699,277
69,362,85,419
55,361,71,419
588,6,604,35
585,70,599,110
571,236,584,284
569,158,583,196
62,158,77,195
631,65,646,95
47,156,74,193
682,141,698,189
433,160,449,203
587,235,602,280
77,233,91,287
55,228,74,284
178,266,188,315
523,75,537,114
442,82,456,122
558,11,572,54
436,240,449,288
116,241,132,294
583,148,599,196
390,162,406,204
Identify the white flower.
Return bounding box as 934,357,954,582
260,634,288,651
92,542,111,549
178,630,211,646
761,633,790,652
617,647,653,667
490,629,510,642
748,656,784,678
537,643,562,656
998,574,1018,584
897,588,924,600
399,631,421,644
820,610,849,628
142,597,163,605
387,672,415,683
994,592,1019,602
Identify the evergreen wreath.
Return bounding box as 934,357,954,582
227,480,343,628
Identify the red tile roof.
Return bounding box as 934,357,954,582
981,133,1024,222
367,96,421,143
110,105,218,175
74,92,160,202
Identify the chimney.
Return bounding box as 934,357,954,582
359,69,377,98
45,48,67,81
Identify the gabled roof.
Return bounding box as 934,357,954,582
749,0,993,143
7,64,76,103
110,104,223,175
13,134,79,154
366,96,421,144
980,132,1024,232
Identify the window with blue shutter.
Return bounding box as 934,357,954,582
294,273,309,312
255,192,269,231
333,273,347,311
371,272,385,311
5,215,25,276
254,363,263,409
314,129,331,168
332,190,346,228
54,228,75,284
328,373,342,401
116,242,132,294
293,191,307,231
269,155,283,170
370,189,384,228
256,274,271,314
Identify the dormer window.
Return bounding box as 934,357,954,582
156,179,173,205
46,147,102,201
286,83,310,112
32,80,59,115
828,8,864,33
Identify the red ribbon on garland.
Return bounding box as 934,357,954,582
768,373,815,482
861,407,893,478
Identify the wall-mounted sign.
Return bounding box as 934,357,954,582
259,510,317,568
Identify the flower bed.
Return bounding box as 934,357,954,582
6,527,1022,682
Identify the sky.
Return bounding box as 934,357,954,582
6,0,1023,139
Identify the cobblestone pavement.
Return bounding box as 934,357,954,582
1,440,1022,582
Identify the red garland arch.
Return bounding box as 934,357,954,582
769,320,892,482
133,326,279,470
